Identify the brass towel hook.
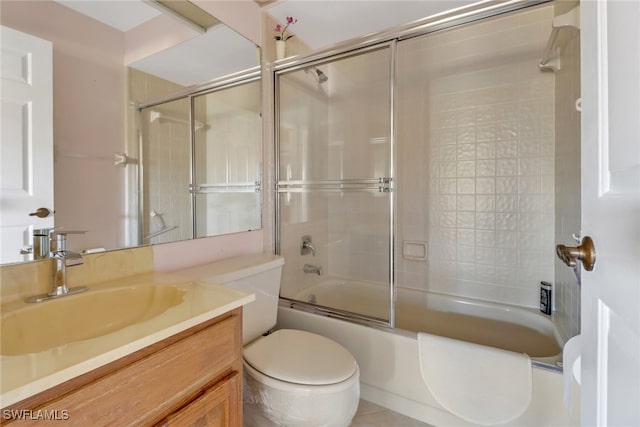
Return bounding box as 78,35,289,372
556,236,596,271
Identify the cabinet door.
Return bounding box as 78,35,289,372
158,372,241,427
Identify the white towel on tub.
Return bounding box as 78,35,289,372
418,332,532,426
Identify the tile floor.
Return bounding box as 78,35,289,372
350,399,433,427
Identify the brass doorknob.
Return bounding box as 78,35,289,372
28,207,53,218
556,236,596,271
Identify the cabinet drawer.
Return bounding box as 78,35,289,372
10,313,241,426
157,371,241,427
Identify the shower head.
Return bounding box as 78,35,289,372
304,66,328,85
315,68,328,84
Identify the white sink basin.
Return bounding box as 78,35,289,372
1,284,187,356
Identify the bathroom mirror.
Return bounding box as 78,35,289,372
0,0,261,264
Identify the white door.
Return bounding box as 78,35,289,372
0,26,54,264
580,1,640,425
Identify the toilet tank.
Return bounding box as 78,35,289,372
174,253,284,345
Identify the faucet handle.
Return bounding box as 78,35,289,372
301,235,316,256
52,230,87,251
34,227,57,236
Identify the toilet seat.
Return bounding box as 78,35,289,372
243,329,357,386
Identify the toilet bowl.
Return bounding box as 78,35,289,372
174,253,360,427
243,329,359,427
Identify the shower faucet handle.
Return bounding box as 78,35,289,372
301,235,316,256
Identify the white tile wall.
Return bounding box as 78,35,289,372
397,5,556,308
553,0,582,340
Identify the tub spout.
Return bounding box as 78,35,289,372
303,264,322,276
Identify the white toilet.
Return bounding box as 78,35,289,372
175,253,360,427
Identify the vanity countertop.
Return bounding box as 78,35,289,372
0,272,254,408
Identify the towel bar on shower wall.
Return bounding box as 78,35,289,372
539,5,580,71
149,110,206,130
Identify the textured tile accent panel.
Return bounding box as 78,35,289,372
396,4,557,308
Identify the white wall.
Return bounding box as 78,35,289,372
2,0,127,252
193,0,262,46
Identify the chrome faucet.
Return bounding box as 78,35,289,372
303,264,322,276
300,235,316,256
26,231,88,303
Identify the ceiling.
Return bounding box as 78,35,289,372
55,0,482,51
55,0,164,32
261,0,478,50
52,0,480,84
130,25,255,86
53,0,256,86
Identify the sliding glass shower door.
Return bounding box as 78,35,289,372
276,45,395,325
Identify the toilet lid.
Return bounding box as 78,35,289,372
243,329,358,386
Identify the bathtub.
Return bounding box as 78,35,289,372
278,280,579,426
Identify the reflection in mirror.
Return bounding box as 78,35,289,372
139,95,192,244
137,77,262,244
191,80,262,238
0,0,261,265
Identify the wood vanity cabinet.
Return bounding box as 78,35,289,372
2,308,243,427
158,371,240,427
